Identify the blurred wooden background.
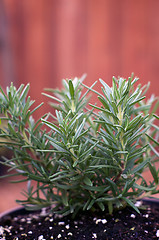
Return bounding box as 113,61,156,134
0,0,159,111
0,0,159,212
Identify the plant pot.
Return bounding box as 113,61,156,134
0,198,159,240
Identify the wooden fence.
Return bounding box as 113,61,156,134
0,0,159,116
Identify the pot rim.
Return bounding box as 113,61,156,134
0,197,159,220
0,206,26,219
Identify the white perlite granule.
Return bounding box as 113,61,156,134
0,227,4,235
95,218,107,224
135,201,142,207
65,224,70,229
92,233,97,238
38,235,44,240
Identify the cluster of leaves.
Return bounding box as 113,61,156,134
0,75,158,216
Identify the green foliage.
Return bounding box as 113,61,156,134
0,75,159,216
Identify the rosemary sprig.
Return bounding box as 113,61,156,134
0,75,158,215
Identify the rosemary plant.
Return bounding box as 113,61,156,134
0,75,158,216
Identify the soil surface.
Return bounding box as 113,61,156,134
0,201,159,240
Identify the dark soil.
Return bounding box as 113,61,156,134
0,201,159,240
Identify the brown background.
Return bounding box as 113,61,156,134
0,0,159,213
